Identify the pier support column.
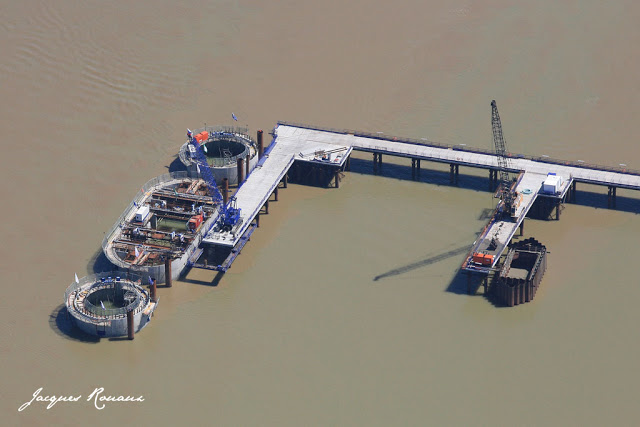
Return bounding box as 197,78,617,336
490,169,499,191
335,170,340,188
237,157,245,185
346,155,351,171
519,220,524,236
283,174,288,188
572,181,577,202
274,187,279,201
222,178,229,206
483,276,488,294
150,278,157,303
417,159,421,178
608,186,617,209
165,258,172,287
265,200,269,214
257,129,264,159
256,214,260,228
373,153,378,174
378,153,382,172
450,164,455,185
556,201,561,221
411,158,416,180
246,153,250,178
455,164,459,185
127,309,135,340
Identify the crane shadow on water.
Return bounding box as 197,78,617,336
373,244,472,282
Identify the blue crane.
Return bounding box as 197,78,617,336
187,130,241,232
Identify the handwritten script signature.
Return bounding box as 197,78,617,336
18,387,144,411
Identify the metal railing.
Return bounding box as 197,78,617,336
101,172,188,253
276,121,640,177
64,272,148,318
179,126,256,167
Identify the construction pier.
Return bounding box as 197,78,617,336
190,119,640,301
98,106,640,310
192,127,352,271
74,103,640,340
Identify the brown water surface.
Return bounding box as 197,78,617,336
3,1,640,425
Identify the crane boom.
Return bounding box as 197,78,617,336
187,130,241,232
491,100,514,215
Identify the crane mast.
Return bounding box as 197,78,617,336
187,130,241,232
491,100,514,215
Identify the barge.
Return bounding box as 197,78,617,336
101,171,219,283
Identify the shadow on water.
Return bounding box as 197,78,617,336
348,157,640,214
569,189,640,215
165,155,188,174
374,245,472,282
180,270,224,287
478,208,495,220
49,304,100,343
349,157,493,192
448,272,512,308
445,270,476,295
89,248,116,274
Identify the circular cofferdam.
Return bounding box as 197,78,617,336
203,138,248,159
64,273,157,338
179,126,258,185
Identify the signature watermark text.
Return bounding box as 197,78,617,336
18,387,144,411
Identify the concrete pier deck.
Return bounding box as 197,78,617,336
278,123,640,190
199,122,640,273
202,126,351,247
462,172,572,274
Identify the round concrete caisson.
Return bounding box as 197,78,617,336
178,126,258,185
64,273,157,337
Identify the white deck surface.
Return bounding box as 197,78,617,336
282,126,640,189
203,126,351,247
463,171,563,273
204,124,639,249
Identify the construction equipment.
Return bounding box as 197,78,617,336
221,197,241,232
491,100,515,216
187,213,204,232
187,129,241,232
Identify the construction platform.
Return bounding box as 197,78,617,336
102,172,219,283
462,172,572,274
196,123,640,274
277,122,640,191
202,126,352,248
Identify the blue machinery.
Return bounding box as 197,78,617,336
187,130,241,233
